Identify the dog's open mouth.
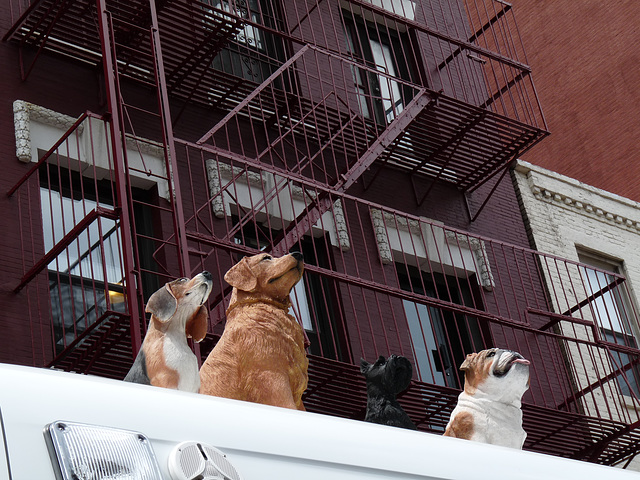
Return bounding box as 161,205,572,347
493,352,530,377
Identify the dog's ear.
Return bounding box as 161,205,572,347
145,284,177,323
224,257,258,292
459,353,477,371
186,305,209,343
360,358,371,374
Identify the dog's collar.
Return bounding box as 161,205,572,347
225,296,312,349
225,297,291,317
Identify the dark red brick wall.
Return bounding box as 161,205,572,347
351,166,531,246
511,0,640,202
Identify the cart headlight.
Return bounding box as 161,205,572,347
45,421,163,480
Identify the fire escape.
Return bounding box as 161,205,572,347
5,0,640,468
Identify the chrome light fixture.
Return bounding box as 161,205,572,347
168,441,242,480
45,421,163,480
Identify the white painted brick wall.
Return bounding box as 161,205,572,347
514,160,640,471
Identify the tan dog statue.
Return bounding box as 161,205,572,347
444,348,530,449
200,252,308,410
124,272,213,392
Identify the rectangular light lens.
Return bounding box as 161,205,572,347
45,421,163,480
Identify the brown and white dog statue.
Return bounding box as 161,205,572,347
199,252,308,410
124,272,213,392
444,348,530,449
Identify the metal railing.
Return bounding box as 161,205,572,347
178,146,640,428
7,107,640,462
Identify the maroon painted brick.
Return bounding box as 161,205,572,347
512,0,640,202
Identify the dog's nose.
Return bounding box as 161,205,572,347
290,252,304,262
202,271,212,280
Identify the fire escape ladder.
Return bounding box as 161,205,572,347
93,0,198,361
149,0,192,278
95,0,146,357
334,91,432,192
197,44,312,145
269,90,432,255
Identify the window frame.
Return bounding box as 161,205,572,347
577,249,640,398
342,10,416,125
207,0,287,84
397,264,489,389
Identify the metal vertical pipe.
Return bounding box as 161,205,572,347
95,0,143,352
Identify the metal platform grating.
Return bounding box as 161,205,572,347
304,355,640,467
48,312,134,380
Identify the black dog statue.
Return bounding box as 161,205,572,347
360,354,417,430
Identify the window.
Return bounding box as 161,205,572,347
206,0,286,84
578,251,640,397
370,210,493,388
343,12,415,125
40,163,159,353
398,265,487,388
40,165,126,352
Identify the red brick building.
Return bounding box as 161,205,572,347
511,0,640,202
1,0,640,468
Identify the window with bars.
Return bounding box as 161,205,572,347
397,264,488,389
39,165,126,352
342,10,416,125
578,250,640,397
207,0,286,84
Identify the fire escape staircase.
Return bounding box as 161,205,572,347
193,43,435,257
